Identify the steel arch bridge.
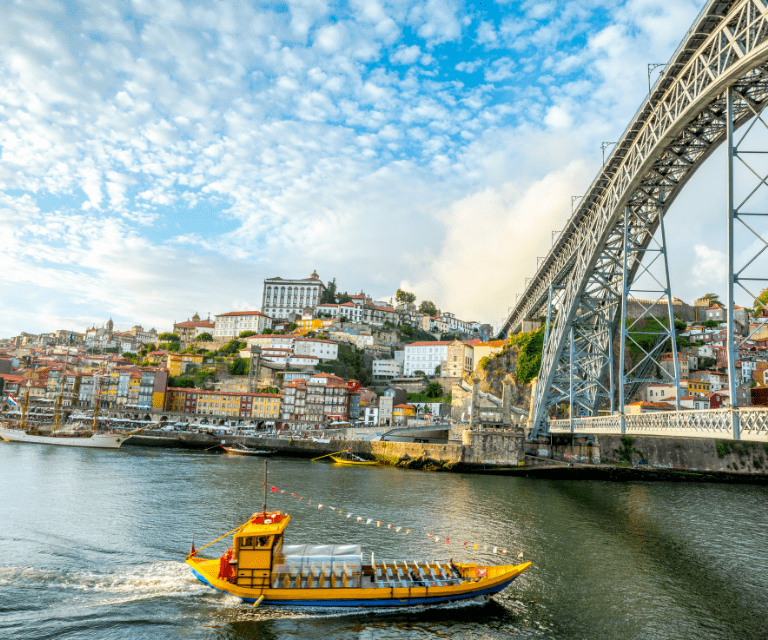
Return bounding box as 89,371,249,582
499,0,768,442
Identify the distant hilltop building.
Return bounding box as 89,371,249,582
625,297,695,322
261,271,325,319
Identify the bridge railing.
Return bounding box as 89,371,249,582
548,408,768,442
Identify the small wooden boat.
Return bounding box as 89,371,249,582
222,443,276,456
186,509,530,608
330,450,377,466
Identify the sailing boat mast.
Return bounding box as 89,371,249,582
53,344,72,432
92,374,104,432
19,380,31,430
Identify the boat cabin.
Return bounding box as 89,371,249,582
232,511,288,589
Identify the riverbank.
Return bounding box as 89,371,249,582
123,430,768,483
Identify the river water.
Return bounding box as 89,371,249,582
1,443,767,640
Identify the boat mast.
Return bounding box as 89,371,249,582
19,380,31,430
92,374,103,432
262,459,268,514
53,370,66,432
53,343,72,432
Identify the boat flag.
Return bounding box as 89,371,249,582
69,331,73,343
387,524,391,530
357,517,362,522
376,521,381,527
291,494,297,498
366,519,372,525
318,504,323,509
446,538,450,543
8,394,18,406
346,513,351,518
395,527,401,533
271,486,278,492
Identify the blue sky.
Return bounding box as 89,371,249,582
2,0,737,337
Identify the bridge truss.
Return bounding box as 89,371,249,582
499,0,768,440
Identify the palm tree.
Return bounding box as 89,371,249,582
698,292,722,308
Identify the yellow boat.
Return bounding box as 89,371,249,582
329,451,378,466
186,509,531,608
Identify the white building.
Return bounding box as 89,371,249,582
317,302,364,323
262,271,325,318
294,338,339,361
245,335,296,351
372,359,404,379
403,341,451,376
438,312,473,334
214,311,273,339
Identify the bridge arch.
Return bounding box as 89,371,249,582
500,0,768,437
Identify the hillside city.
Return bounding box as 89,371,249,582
2,273,768,432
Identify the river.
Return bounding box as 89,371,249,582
1,442,767,639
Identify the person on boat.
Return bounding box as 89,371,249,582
409,569,424,587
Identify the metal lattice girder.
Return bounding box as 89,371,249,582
727,87,768,367
501,0,768,437
618,204,681,412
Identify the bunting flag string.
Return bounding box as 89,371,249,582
260,481,517,558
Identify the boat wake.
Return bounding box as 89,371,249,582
0,561,205,605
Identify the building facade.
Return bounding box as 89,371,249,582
403,341,450,376
262,271,325,318
214,311,273,340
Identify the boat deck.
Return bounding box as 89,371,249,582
269,560,471,590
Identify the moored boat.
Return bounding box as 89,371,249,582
0,425,130,449
186,509,530,607
222,443,276,456
329,450,377,466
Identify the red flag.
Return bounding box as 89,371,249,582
299,497,303,501
292,494,297,498
271,486,278,493
446,538,450,543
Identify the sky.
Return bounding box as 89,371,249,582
3,0,758,338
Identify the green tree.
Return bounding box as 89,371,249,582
425,382,442,398
196,332,213,342
396,289,416,304
509,327,545,384
158,332,180,342
220,339,245,355
413,370,426,376
228,358,248,375
434,364,440,376
239,330,257,338
145,343,157,353
262,328,274,335
320,278,338,303
419,300,438,316
337,292,352,304
171,376,195,388
753,287,768,316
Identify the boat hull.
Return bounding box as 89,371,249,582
0,428,129,449
329,456,377,466
187,557,530,607
222,446,275,456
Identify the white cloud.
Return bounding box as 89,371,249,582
691,245,728,287
390,44,421,65
0,0,724,337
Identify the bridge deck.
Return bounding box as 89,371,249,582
549,408,768,442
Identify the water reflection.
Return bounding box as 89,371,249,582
1,444,767,640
